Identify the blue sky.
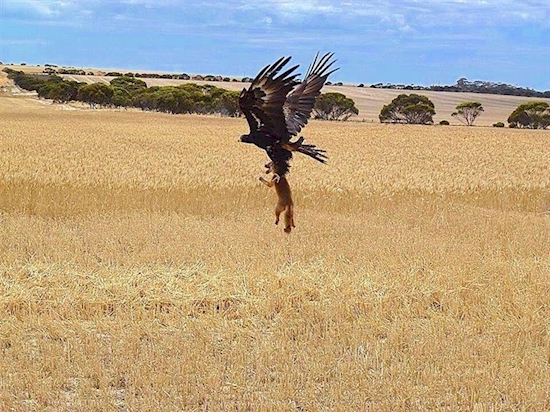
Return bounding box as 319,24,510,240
1,0,549,90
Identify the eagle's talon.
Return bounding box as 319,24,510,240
273,173,281,184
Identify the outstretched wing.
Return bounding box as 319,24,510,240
239,56,299,139
283,52,338,138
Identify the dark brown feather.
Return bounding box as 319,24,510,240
283,52,338,139
238,53,338,171
239,56,299,141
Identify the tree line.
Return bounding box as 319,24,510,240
41,65,249,82
378,93,550,129
5,68,549,128
3,68,358,120
5,68,242,116
370,78,550,99
14,61,547,98
379,93,550,129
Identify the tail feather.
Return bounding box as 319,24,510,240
297,145,328,163
284,136,328,164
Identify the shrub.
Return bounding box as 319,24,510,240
451,101,484,126
313,92,359,121
379,94,436,124
493,122,505,128
507,101,550,129
439,120,450,125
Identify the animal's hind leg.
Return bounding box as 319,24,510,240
274,203,285,226
284,205,295,233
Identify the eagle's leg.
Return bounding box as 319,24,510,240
263,161,280,182
282,136,304,151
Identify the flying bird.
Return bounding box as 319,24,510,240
238,53,338,232
239,52,337,176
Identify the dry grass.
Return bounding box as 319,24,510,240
1,93,549,411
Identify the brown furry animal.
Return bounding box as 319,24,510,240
259,162,295,233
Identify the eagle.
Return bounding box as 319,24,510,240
238,53,338,233
238,52,338,178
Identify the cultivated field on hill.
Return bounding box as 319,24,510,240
1,93,549,410
4,64,550,126
61,74,550,126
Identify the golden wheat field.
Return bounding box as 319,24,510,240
1,93,549,411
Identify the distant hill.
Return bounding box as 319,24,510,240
3,64,550,126
368,78,550,99
58,73,550,126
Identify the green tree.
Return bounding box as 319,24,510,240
110,76,147,94
214,90,241,117
38,81,80,103
507,101,550,129
111,88,131,107
77,83,114,108
379,94,435,124
157,87,193,114
5,69,47,92
313,92,359,121
109,76,147,108
3,67,258,117
132,87,161,111
451,101,484,126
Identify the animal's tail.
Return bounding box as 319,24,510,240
283,205,295,234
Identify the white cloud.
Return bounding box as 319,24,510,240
1,0,99,19
4,0,549,36
237,0,549,28
2,0,62,16
5,0,549,30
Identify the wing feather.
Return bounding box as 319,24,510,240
283,52,338,137
239,56,299,140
